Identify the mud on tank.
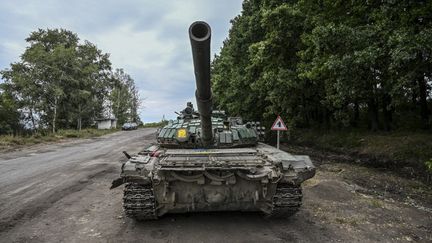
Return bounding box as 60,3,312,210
111,21,316,220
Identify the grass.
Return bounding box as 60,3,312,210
55,128,116,138
141,121,168,128
290,129,432,163
288,129,432,179
0,128,118,151
335,217,360,226
368,198,385,208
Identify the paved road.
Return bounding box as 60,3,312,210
0,128,430,242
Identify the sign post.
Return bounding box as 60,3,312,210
271,115,287,149
277,130,280,149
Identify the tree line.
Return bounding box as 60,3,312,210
212,0,432,131
0,29,141,135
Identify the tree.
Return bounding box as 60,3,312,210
109,69,141,125
0,28,139,133
68,41,112,131
212,0,432,131
0,83,21,134
8,29,80,132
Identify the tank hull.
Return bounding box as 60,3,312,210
117,143,315,219
153,178,276,215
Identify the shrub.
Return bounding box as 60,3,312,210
426,159,432,174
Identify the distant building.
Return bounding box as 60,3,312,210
95,117,117,129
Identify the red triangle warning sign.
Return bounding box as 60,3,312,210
271,116,287,131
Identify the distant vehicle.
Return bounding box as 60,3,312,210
122,122,138,130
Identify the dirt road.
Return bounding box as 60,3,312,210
0,128,431,242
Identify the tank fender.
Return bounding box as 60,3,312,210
110,175,152,189
110,161,129,189
110,155,156,189
280,156,316,184
110,177,125,189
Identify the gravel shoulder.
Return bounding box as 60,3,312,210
0,130,431,242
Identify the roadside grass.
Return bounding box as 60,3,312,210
141,121,168,128
334,217,361,226
367,198,385,208
0,128,118,151
288,129,432,179
55,128,116,138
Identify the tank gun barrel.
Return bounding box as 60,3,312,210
189,21,213,146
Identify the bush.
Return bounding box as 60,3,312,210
142,121,168,128
426,159,432,174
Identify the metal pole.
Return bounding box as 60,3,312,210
277,130,280,150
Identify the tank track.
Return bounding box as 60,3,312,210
270,184,302,218
123,183,157,220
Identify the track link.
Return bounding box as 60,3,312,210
270,184,302,218
123,183,157,220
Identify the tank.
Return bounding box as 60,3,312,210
111,21,316,220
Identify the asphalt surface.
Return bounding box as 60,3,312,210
0,128,430,242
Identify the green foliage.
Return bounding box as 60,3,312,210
426,159,432,174
109,69,141,125
0,128,117,151
0,83,21,134
1,28,141,134
212,0,432,131
291,129,432,173
142,121,168,128
55,128,117,138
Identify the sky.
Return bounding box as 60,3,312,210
0,0,243,123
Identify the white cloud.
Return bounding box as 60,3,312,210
0,0,243,122
0,41,25,64
85,24,176,71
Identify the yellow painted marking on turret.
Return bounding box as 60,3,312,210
177,128,187,138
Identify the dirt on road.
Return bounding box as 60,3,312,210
0,128,431,242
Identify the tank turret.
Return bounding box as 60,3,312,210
189,21,213,147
